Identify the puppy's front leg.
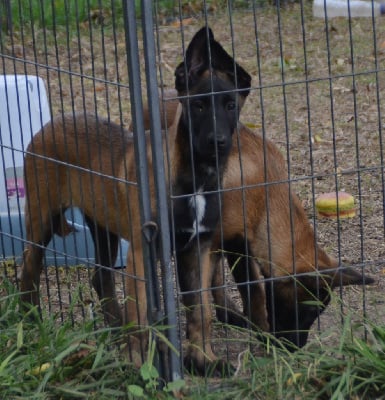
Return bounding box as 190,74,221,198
177,242,233,377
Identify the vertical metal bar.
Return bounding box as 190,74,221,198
140,1,182,382
121,0,160,368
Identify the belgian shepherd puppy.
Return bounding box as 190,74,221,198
19,27,251,376
141,91,375,351
210,124,375,349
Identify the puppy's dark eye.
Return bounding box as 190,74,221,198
226,101,236,111
192,100,204,112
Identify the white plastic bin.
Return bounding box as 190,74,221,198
0,75,128,267
0,75,50,213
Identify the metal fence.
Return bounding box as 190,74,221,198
1,0,384,383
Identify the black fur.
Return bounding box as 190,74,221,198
264,279,329,349
173,77,239,252
171,27,251,377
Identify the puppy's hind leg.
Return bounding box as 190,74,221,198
226,251,269,332
211,252,247,328
85,216,122,327
20,212,63,313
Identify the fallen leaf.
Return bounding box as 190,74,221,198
63,347,93,366
333,84,351,93
287,372,302,386
313,134,323,144
169,18,195,28
244,122,262,129
28,362,51,376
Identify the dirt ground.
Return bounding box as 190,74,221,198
1,3,385,367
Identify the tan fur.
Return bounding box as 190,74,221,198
211,124,336,314
211,123,375,345
21,114,147,330
20,95,249,375
218,126,333,278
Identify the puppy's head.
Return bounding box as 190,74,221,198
173,27,251,162
266,258,375,350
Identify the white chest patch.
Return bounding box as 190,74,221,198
189,192,206,229
182,188,210,244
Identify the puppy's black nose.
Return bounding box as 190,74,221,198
216,135,227,148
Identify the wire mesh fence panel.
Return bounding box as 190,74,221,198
0,0,384,389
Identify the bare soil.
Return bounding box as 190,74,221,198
1,3,385,369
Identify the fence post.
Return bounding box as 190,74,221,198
121,0,160,375
140,1,182,382
121,0,182,382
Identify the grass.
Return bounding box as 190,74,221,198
0,278,143,399
1,276,385,399
281,319,385,399
186,320,385,400
1,0,253,32
4,0,119,30
3,0,156,31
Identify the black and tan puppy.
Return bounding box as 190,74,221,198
170,28,251,376
210,124,375,348
19,27,251,376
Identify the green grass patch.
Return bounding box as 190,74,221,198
1,276,385,399
189,318,385,400
6,0,124,30
2,0,254,32
0,278,142,399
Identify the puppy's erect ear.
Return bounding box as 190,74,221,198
175,26,251,97
185,26,214,80
175,27,214,93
